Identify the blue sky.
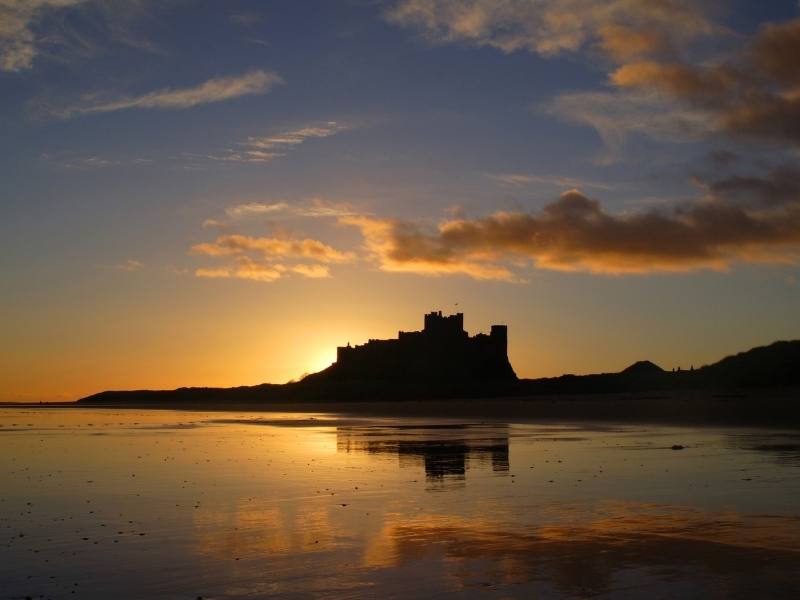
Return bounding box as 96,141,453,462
1,0,799,400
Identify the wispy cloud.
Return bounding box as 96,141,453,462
211,121,349,163
247,122,347,150
0,0,85,72
42,153,153,169
224,198,359,219
196,259,287,283
192,234,355,263
387,0,717,58
225,202,291,218
488,172,614,190
1,0,175,73
546,90,712,159
105,258,143,272
51,70,283,118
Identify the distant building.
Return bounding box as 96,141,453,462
326,311,516,382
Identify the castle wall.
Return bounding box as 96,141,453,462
331,312,516,381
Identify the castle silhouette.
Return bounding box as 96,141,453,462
318,311,517,382
76,312,800,410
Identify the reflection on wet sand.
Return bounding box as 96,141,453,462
4,409,800,598
194,501,348,559
365,502,800,596
336,423,509,480
191,495,800,597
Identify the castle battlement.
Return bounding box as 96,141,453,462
333,312,515,381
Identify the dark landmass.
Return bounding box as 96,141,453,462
516,340,800,396
74,311,800,423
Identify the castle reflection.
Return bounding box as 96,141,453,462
336,423,509,480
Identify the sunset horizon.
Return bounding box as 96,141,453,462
3,3,800,597
4,2,800,402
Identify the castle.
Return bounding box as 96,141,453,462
326,311,516,381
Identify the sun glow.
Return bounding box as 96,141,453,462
302,346,337,378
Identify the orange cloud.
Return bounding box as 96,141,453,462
750,18,800,86
192,234,355,263
598,24,669,61
607,18,800,145
610,61,736,106
343,188,800,278
290,264,331,278
191,233,354,283
387,0,716,58
195,267,231,279
341,215,517,281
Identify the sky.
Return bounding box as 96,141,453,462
1,0,800,401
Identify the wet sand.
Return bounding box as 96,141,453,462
2,407,800,598
0,403,800,599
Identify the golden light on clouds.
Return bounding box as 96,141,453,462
338,188,800,279
191,233,355,283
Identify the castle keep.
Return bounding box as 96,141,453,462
329,312,516,381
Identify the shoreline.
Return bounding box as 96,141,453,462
4,387,799,428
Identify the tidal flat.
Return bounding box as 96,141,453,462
2,407,800,599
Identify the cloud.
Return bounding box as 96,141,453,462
2,1,181,73
53,70,283,118
750,18,800,87
225,202,291,218
195,267,231,279
605,19,800,146
0,0,85,72
197,257,286,283
97,258,144,273
44,153,153,169
213,121,349,163
192,234,355,263
196,260,332,282
387,0,716,57
342,187,800,278
204,149,285,164
194,170,800,283
597,23,671,62
391,2,800,152
201,218,224,229
191,232,354,283
224,198,359,219
488,172,614,190
546,89,712,156
290,264,331,279
340,215,517,281
247,122,348,150
111,258,144,273
698,165,800,209
294,197,360,218
196,258,290,283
